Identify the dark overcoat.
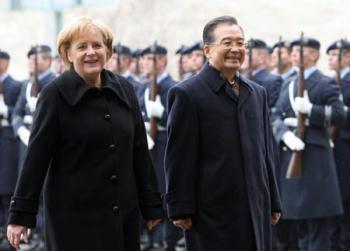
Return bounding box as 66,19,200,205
334,70,350,210
253,69,283,108
0,75,21,195
272,69,344,219
8,68,163,251
165,64,281,251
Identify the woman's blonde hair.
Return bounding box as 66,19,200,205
57,16,114,66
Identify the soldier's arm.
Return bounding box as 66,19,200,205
309,80,345,127
12,82,29,135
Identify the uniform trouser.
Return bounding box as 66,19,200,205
0,195,11,228
297,217,334,251
331,211,350,251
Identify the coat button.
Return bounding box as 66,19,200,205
104,114,111,121
113,206,120,214
109,144,116,150
10,200,15,206
110,175,117,183
283,146,288,151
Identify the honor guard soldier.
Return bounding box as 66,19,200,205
0,50,21,249
139,44,181,251
106,44,144,98
175,44,193,80
11,45,56,245
271,40,298,85
187,41,206,75
244,38,283,108
13,45,56,163
272,37,344,251
270,40,300,251
327,39,350,251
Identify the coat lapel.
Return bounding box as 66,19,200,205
57,68,131,108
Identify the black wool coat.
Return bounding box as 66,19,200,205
165,64,281,251
8,68,163,251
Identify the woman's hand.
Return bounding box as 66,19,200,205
173,218,192,231
146,219,162,230
7,224,29,250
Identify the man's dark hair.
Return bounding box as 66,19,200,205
203,16,239,44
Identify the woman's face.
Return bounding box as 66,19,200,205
67,27,107,84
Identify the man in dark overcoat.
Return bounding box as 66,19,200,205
272,38,344,251
165,16,281,251
0,50,21,247
327,39,350,251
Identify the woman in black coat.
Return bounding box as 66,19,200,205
7,16,163,251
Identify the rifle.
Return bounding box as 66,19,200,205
31,45,41,97
116,42,121,74
179,54,184,80
0,80,4,137
330,40,344,140
277,36,283,75
134,50,141,75
247,39,253,80
286,32,306,179
149,41,159,141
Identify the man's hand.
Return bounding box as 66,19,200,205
271,212,281,225
7,224,29,250
146,219,162,230
173,218,192,231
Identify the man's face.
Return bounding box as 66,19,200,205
0,59,9,74
327,49,350,71
28,54,51,74
291,46,318,68
204,23,245,73
106,53,131,73
181,54,192,73
271,47,291,69
142,53,166,76
191,50,205,72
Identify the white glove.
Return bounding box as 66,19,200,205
283,118,298,127
144,122,151,132
282,131,305,151
28,96,38,113
0,95,8,118
146,133,155,150
145,95,164,118
295,90,312,115
17,126,30,146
